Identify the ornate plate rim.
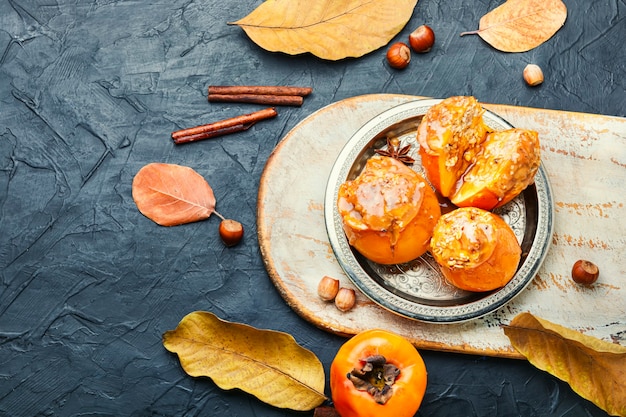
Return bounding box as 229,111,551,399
324,98,554,323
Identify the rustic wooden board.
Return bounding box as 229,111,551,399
257,94,626,358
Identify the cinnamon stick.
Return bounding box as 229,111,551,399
208,85,312,97
207,85,312,106
208,93,303,107
171,107,277,145
313,406,341,417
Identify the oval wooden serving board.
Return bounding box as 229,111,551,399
257,94,626,358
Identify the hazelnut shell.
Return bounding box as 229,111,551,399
317,276,340,301
334,288,356,312
523,64,544,86
409,25,435,53
571,259,599,285
219,219,244,247
386,42,411,69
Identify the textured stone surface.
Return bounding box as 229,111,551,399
1,0,623,415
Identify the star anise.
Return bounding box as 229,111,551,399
374,137,415,165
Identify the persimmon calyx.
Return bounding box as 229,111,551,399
346,355,400,404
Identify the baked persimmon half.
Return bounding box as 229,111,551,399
430,207,521,292
450,128,541,210
337,155,441,265
417,96,541,210
416,96,491,198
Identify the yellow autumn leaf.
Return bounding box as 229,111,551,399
461,0,567,52
504,312,626,416
229,0,418,60
163,311,326,411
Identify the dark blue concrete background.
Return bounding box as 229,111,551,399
1,0,624,416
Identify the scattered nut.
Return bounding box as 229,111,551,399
218,219,244,246
523,64,544,86
571,259,599,285
334,288,356,312
386,42,411,69
317,276,340,301
409,25,435,53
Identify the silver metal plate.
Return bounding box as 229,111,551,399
324,99,554,323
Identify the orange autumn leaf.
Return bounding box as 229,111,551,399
163,311,326,411
504,312,626,416
461,0,567,52
132,163,216,226
229,0,418,60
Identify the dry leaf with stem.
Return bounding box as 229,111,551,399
132,163,216,227
504,312,626,416
163,311,327,411
230,0,418,60
460,0,567,52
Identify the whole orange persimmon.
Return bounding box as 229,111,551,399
430,207,521,292
337,155,441,265
330,329,427,417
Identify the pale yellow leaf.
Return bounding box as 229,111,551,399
163,311,326,411
230,0,418,60
461,0,567,52
504,312,626,416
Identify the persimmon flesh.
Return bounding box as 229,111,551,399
430,207,521,292
337,155,441,265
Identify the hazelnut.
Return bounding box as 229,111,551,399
317,276,340,301
409,25,435,53
571,259,599,285
386,42,411,69
334,288,356,312
218,219,244,246
523,64,544,86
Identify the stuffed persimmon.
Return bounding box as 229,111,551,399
417,96,541,210
337,155,441,265
430,207,521,292
416,96,491,198
451,128,540,209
